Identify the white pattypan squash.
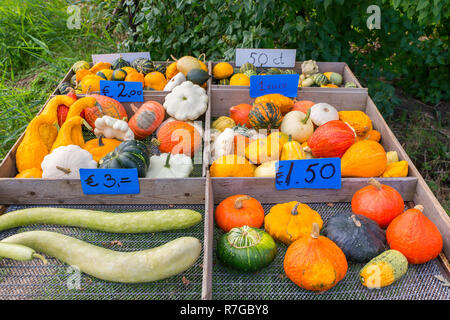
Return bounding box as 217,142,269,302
212,128,235,161
146,153,193,178
310,103,339,126
163,81,208,121
41,145,97,179
94,115,134,141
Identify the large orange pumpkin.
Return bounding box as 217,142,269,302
307,120,356,158
83,94,128,129
215,195,264,232
128,101,165,140
284,223,348,291
156,120,201,157
351,178,405,228
341,140,387,177
386,205,443,264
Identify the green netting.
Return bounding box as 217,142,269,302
0,204,205,300
212,202,450,300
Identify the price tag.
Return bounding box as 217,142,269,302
235,48,296,68
100,80,144,102
91,52,151,64
80,168,140,195
250,74,299,98
275,158,341,190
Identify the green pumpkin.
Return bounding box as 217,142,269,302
72,60,90,73
98,140,150,177
111,56,130,70
111,69,127,81
70,74,77,87
312,73,328,86
244,69,257,78
58,82,73,95
328,72,343,86
345,81,357,88
131,58,154,75
154,63,166,74
186,68,210,86
219,78,230,85
217,226,277,272
239,62,256,74
96,69,113,81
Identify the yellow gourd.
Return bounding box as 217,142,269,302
265,201,324,245
51,116,85,151
15,168,42,178
80,74,103,93
338,111,373,137
229,73,250,86
144,72,167,90
254,160,278,177
254,94,294,114
245,132,289,164
210,155,255,177
341,140,387,177
89,62,111,74
213,62,234,80
165,62,179,80
211,116,236,132
382,160,408,177
386,151,399,165
280,136,304,160
66,96,97,119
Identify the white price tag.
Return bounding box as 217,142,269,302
91,52,151,64
235,48,296,68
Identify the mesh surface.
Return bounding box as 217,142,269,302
0,204,205,300
212,202,450,300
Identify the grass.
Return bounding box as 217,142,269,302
0,0,448,212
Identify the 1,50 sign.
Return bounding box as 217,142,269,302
275,158,342,190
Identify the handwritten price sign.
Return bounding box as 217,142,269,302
250,74,299,98
275,158,342,190
100,80,144,102
79,168,140,195
235,48,296,67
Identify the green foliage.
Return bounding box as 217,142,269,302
103,0,448,115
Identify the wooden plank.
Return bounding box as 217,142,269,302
211,177,418,204
201,173,214,300
365,97,450,259
0,178,205,205
210,87,368,117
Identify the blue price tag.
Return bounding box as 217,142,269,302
275,158,341,190
99,80,144,102
250,74,299,98
79,168,140,195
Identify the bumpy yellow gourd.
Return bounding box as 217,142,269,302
254,94,294,114
210,155,255,177
280,136,305,160
338,110,373,137
382,160,408,177
51,116,85,151
245,132,289,164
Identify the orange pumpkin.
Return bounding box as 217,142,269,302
125,72,145,85
386,205,443,264
351,178,405,228
83,94,129,129
341,140,387,177
15,168,42,178
307,120,356,158
284,223,348,291
76,69,92,83
165,62,178,80
215,195,264,232
291,100,315,114
229,104,253,128
229,73,250,86
128,101,165,140
144,71,167,90
156,120,201,157
83,136,122,162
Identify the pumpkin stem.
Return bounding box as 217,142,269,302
311,223,320,239
234,196,250,209
291,202,300,215
414,205,424,212
98,136,104,147
32,253,48,265
288,135,293,142
130,103,139,114
368,178,382,190
351,214,362,227
170,54,178,62
164,153,172,168
301,108,311,124
55,166,71,174
150,138,161,147
227,226,261,248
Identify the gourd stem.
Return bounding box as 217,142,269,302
82,119,93,131
130,103,139,114
164,153,172,168
288,135,293,142
234,196,250,209
98,136,104,147
301,108,311,124
198,53,206,63
311,223,320,239
414,205,424,212
170,54,178,62
291,202,300,216
351,214,362,227
55,166,71,174
32,253,48,265
150,138,161,147
368,178,382,190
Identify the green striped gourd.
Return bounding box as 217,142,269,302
111,56,130,70
58,82,73,95
345,81,357,88
111,69,127,81
244,70,257,78
219,78,230,85
131,58,155,75
248,102,283,130
154,63,166,74
266,68,283,75
72,60,90,73
239,62,256,74
312,73,328,86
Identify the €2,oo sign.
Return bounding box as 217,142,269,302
100,80,144,102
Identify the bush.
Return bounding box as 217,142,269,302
103,0,449,115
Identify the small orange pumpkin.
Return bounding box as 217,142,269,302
291,100,315,114
128,101,165,140
156,120,201,157
284,223,348,291
165,62,179,80
215,195,264,232
229,104,253,128
83,136,122,162
229,73,250,86
356,129,381,142
386,205,443,264
210,155,256,177
341,140,387,177
15,168,42,178
144,71,167,90
125,72,145,85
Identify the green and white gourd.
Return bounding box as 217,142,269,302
131,58,155,75
312,73,329,86
239,62,256,74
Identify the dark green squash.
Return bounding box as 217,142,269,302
186,68,209,86
98,140,150,177
217,226,277,272
131,58,154,75
111,56,130,70
323,212,387,263
58,82,73,95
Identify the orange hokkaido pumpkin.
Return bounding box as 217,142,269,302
351,178,405,228
83,94,129,129
156,120,201,157
341,140,387,177
307,120,356,158
128,101,165,140
291,100,315,114
229,104,253,128
215,195,264,232
284,223,348,291
386,205,443,264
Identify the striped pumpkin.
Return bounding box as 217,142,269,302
131,58,154,75
248,102,282,130
111,69,127,81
